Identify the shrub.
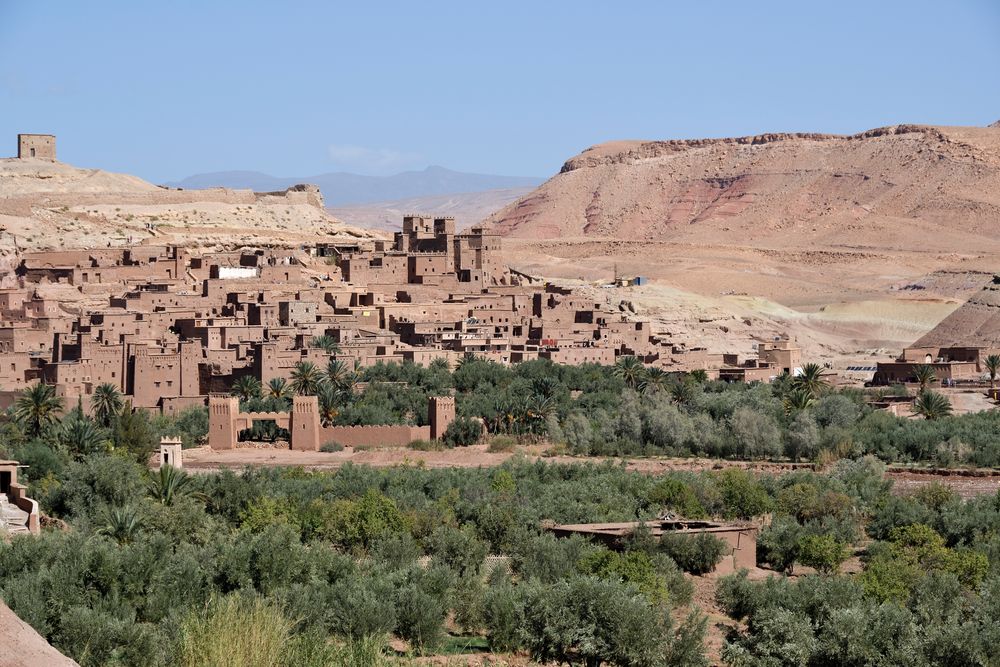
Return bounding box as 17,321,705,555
320,441,344,453
487,435,517,453
796,534,849,574
443,415,482,447
648,477,708,519
659,532,729,575
409,439,444,451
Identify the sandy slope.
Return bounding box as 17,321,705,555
0,601,78,667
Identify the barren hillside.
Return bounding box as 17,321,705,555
0,158,378,255
490,124,1000,362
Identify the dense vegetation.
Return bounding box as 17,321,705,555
228,355,995,466
2,359,1000,665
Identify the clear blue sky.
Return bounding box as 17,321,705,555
1,1,998,182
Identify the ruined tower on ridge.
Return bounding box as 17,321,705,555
17,134,56,160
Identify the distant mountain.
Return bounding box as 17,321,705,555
328,187,535,232
165,166,544,206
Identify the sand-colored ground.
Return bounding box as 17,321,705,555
0,601,78,667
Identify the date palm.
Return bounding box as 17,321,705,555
266,377,293,400
613,356,644,390
91,383,124,427
792,363,829,398
984,354,1000,391
14,382,64,438
231,376,262,402
289,361,324,396
316,383,344,426
148,465,192,506
783,387,815,415
912,364,937,393
311,335,340,354
98,505,141,545
913,390,952,420
60,417,111,457
639,367,669,394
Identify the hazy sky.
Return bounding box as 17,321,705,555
1,1,998,182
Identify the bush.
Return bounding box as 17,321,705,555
796,534,849,574
659,532,729,575
487,435,517,453
443,415,482,447
320,441,344,453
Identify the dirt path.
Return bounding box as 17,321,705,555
0,601,78,667
179,445,1000,498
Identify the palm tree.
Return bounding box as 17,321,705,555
783,387,815,414
984,354,1000,391
60,417,111,457
231,376,262,402
325,359,355,390
792,363,829,398
688,369,709,384
14,383,64,438
90,383,124,428
912,364,938,393
913,390,952,420
316,383,343,426
148,465,192,506
98,505,141,545
613,356,645,390
311,335,340,354
289,361,325,396
266,377,293,400
669,380,694,405
639,367,670,394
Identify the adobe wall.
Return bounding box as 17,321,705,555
710,527,758,575
319,424,431,448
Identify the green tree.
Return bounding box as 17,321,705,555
14,382,64,438
912,364,938,393
230,376,262,402
90,383,124,427
796,534,848,574
639,367,670,394
793,363,829,398
311,335,340,354
913,390,952,420
148,464,192,506
613,355,645,390
984,354,1000,390
60,416,111,458
266,377,293,401
97,505,141,545
112,405,157,462
289,361,324,396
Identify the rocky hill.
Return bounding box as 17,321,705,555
0,158,377,255
488,124,1000,243
488,124,1000,362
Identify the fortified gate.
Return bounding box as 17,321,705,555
208,394,456,450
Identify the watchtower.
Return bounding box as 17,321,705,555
428,395,456,440
17,134,56,160
159,437,183,469
290,395,320,451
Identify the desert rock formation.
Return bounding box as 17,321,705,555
0,158,378,254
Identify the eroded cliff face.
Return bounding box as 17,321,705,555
489,123,1000,243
